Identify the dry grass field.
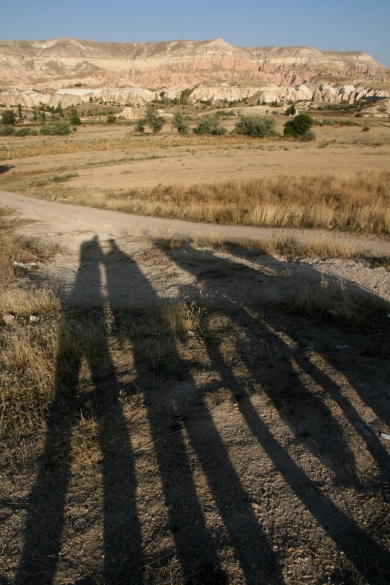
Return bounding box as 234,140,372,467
1,114,390,585
0,116,389,237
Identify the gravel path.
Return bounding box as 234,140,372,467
1,189,389,302
1,189,389,254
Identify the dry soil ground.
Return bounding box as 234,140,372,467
1,117,390,194
0,116,390,585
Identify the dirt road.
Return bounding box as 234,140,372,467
1,189,389,305
1,189,389,253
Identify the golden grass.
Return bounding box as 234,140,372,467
0,207,59,285
292,276,390,326
192,234,371,260
57,171,390,235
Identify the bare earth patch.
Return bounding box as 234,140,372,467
1,198,390,585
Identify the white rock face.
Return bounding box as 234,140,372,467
1,82,389,112
0,36,389,91
0,87,155,108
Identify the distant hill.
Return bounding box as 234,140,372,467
0,37,389,90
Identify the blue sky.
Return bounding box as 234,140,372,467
1,0,389,66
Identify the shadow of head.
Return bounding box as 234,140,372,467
0,165,14,175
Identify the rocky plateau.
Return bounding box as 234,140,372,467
1,37,390,113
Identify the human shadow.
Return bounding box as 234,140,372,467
16,236,144,584
106,239,283,584
161,242,390,583
17,237,284,585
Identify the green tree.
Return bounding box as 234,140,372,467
18,104,23,119
283,114,313,138
70,109,81,125
33,109,38,121
1,109,17,125
172,112,190,135
144,105,166,134
285,103,296,116
180,89,192,105
41,111,46,122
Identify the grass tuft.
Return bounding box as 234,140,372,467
291,277,390,327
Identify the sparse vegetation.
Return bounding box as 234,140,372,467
106,113,116,124
233,115,277,138
285,103,296,116
49,172,79,183
39,121,71,135
284,114,314,138
1,109,16,126
193,115,227,135
300,130,316,141
144,104,166,134
292,276,390,328
70,109,81,125
0,125,15,136
14,127,31,137
172,112,190,135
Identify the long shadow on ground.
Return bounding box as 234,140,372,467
15,237,390,585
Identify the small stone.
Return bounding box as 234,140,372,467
3,313,15,325
29,315,40,323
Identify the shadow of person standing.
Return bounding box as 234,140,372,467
105,239,283,585
16,236,144,584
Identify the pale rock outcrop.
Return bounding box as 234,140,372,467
190,85,261,102
359,97,390,118
1,37,389,91
0,86,155,108
120,105,146,119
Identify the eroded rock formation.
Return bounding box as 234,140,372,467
0,37,389,90
1,37,389,113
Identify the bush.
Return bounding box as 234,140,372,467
215,110,237,117
134,120,145,133
14,127,31,136
151,115,165,134
283,114,313,138
1,110,16,126
144,105,166,134
106,114,116,124
70,109,81,125
39,121,71,135
193,115,227,135
30,129,38,136
285,103,296,116
300,130,316,142
233,115,277,138
172,112,190,135
322,118,334,126
363,126,370,132
0,125,15,136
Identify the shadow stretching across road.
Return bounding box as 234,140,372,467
15,236,390,585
